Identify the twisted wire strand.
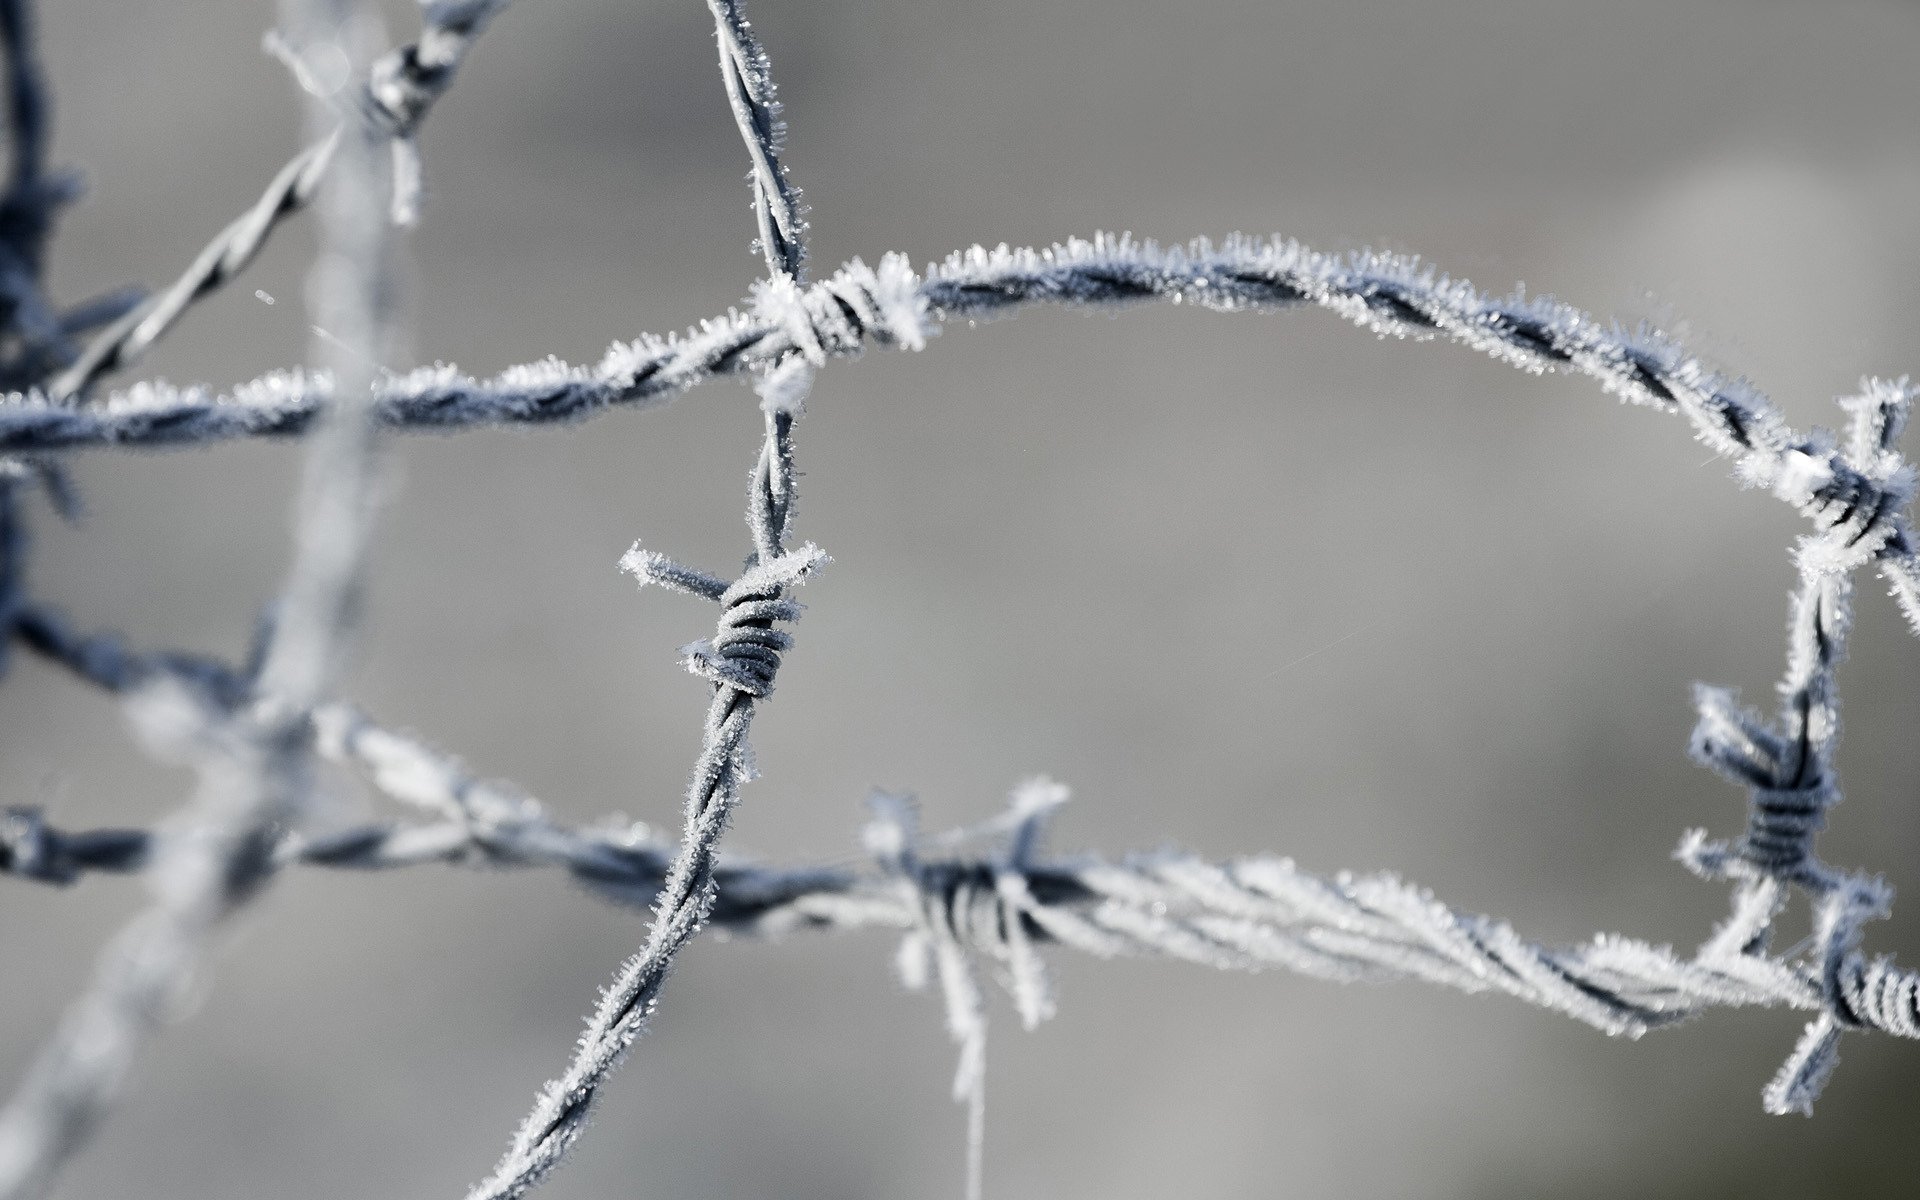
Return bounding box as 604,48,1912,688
0,775,1875,1051
7,599,1853,1055
0,0,396,1191
13,235,1915,628
48,0,508,401
705,0,805,280
7,249,929,446
368,0,512,226
7,236,1912,615
468,19,827,1186
10,586,1920,1110
46,134,340,401
0,0,50,261
11,545,1912,1091
1,232,1800,448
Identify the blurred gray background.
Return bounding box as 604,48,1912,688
2,0,1919,1196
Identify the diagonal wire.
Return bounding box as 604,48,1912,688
465,6,816,1195
46,0,510,401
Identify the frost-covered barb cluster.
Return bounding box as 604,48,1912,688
0,0,1915,1198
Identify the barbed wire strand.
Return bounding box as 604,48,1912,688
8,236,1914,610
3,754,1914,1062
0,0,397,1191
465,6,819,1194
0,233,1816,446
9,500,1920,1119
8,237,1915,638
706,0,805,281
701,2,1001,1185
0,1,139,391
46,0,508,402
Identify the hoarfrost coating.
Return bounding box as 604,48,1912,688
0,0,1915,1198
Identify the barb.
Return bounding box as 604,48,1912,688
48,0,508,401
0,0,397,1190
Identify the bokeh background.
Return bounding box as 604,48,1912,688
2,1,1919,1196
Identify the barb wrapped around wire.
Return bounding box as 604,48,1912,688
1680,378,1920,1114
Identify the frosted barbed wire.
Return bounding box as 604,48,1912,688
10,572,1920,1116
3,770,1909,1058
0,0,64,379
15,575,1920,1107
705,0,805,279
467,16,824,1189
1678,378,1919,1113
6,233,1812,452
48,0,509,401
0,0,1917,1190
10,235,1915,629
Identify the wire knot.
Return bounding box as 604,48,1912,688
861,781,1069,1200
866,780,1072,1037
619,541,827,698
1684,685,1839,886
751,254,930,367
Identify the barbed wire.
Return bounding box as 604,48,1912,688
0,0,1916,1196
467,10,824,1192
0,712,1903,1062
6,237,1915,637
705,0,805,281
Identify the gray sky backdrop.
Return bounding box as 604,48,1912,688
2,1,1919,1197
